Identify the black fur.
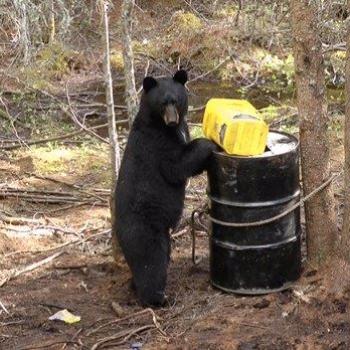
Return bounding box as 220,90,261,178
114,70,217,306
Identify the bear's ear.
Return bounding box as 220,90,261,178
143,76,157,93
173,70,188,85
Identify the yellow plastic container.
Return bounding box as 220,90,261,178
202,98,269,156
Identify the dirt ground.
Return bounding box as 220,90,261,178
0,142,350,350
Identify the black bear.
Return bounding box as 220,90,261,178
114,70,217,306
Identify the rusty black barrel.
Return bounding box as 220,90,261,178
207,131,301,294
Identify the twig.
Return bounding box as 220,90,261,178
4,229,111,257
187,56,231,84
17,341,80,350
188,105,205,113
91,325,154,350
3,187,76,196
66,83,109,144
0,192,82,202
0,251,63,287
61,328,83,350
171,228,188,239
37,202,90,214
0,128,88,150
322,42,346,53
238,322,269,330
87,307,166,337
235,0,242,26
5,184,108,203
0,300,10,314
1,320,25,326
0,213,43,226
0,122,125,150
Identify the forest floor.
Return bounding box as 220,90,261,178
0,132,349,350
0,2,348,348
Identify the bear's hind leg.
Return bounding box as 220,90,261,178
121,224,170,307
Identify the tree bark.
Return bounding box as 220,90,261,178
101,1,122,259
290,0,337,266
341,4,350,261
121,0,139,127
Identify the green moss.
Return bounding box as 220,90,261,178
259,105,281,123
190,125,204,139
259,104,298,134
20,143,111,186
132,40,160,59
110,50,124,70
214,5,239,18
168,11,203,34
20,43,78,89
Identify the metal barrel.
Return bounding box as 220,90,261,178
207,131,302,294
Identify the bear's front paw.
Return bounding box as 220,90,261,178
198,138,221,153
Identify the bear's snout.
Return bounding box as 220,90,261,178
164,104,179,126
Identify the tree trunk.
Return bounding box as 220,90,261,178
101,1,122,260
341,6,350,261
121,0,139,127
290,0,337,266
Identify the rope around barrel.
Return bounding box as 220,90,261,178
208,171,342,228
190,171,342,264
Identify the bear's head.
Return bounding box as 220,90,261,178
141,70,188,127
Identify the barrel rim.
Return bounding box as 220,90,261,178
210,280,297,295
212,130,299,159
207,190,300,208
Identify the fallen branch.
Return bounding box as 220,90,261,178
0,121,127,150
0,212,43,226
4,229,111,258
0,300,10,314
17,341,80,350
322,42,346,53
91,324,154,350
0,192,82,203
0,251,63,287
4,184,108,203
87,307,166,337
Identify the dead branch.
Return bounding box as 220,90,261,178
17,341,80,350
0,251,63,287
171,228,188,239
0,192,82,203
187,56,232,84
65,83,109,144
0,300,10,314
322,42,346,53
38,202,89,214
87,308,166,337
0,212,43,225
4,229,111,258
3,186,83,197
0,121,126,151
23,172,108,202
235,0,242,26
91,324,154,350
